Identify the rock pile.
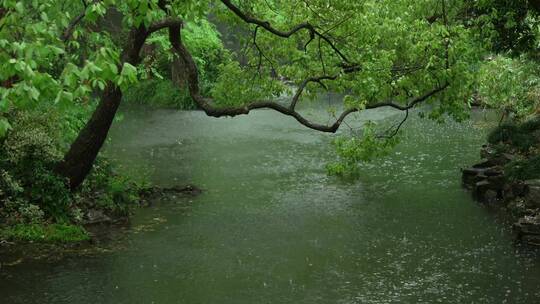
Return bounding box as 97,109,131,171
462,144,540,246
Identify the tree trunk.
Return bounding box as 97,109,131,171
55,86,122,190
171,55,188,89
56,27,148,190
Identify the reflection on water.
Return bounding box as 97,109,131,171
1,105,540,303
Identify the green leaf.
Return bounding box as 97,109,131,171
0,117,12,138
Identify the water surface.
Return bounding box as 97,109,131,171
2,105,539,303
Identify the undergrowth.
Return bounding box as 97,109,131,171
0,110,147,243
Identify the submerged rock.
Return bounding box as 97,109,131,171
463,143,540,246
484,190,499,205
84,209,112,225
139,184,202,203
163,184,202,195
524,180,540,208
514,213,540,246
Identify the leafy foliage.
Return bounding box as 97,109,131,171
214,0,480,112
1,0,539,199
505,155,540,181
477,55,540,119
326,122,401,176
0,111,71,222
473,0,540,54
123,79,196,109
0,111,144,238
487,117,540,153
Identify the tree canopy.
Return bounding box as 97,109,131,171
0,0,536,183
3,0,540,243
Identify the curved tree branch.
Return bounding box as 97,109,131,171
252,25,275,74
220,0,350,63
162,21,448,133
378,109,410,139
62,0,95,41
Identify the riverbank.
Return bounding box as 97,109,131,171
462,118,540,246
0,109,195,246
0,184,201,268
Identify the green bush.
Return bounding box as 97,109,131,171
477,56,540,118
122,79,197,110
519,116,540,132
0,111,71,223
487,122,519,144
78,157,145,217
505,155,540,181
0,110,145,240
487,117,540,152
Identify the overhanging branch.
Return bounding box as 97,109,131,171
161,21,448,133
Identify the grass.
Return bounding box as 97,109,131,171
0,223,90,243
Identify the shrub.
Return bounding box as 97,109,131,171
487,117,540,152
0,111,72,222
122,79,197,110
487,122,519,144
519,116,540,132
78,157,146,217
505,155,540,181
0,106,149,244
477,55,540,119
0,111,143,230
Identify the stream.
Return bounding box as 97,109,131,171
2,104,540,303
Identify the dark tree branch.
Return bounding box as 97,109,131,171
303,30,315,51
0,7,9,20
56,19,172,189
290,75,336,110
61,0,93,41
220,0,350,63
163,21,448,134
147,18,183,35
252,25,275,74
62,12,85,41
378,109,410,139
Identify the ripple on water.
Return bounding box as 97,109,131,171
3,107,540,303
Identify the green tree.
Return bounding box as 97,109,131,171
473,0,540,54
472,0,540,121
1,0,480,189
